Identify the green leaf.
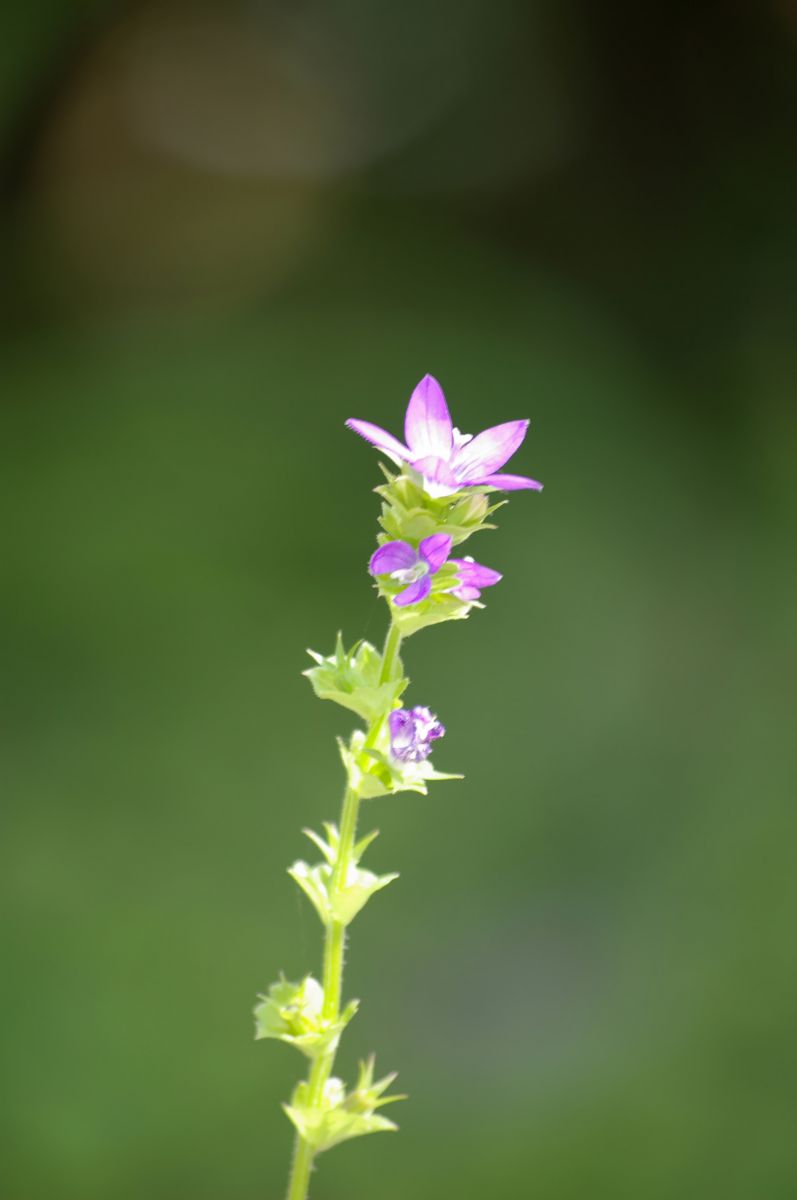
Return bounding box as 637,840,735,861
303,635,407,722
289,821,398,925
287,861,333,923
288,854,399,926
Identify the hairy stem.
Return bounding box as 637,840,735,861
286,1136,314,1200
284,620,402,1200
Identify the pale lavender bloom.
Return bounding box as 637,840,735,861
369,533,452,606
449,556,502,603
389,706,445,763
347,374,543,499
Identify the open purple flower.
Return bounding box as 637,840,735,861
389,706,445,763
369,534,501,608
369,534,452,607
347,374,543,499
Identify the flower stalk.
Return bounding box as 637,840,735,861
254,375,542,1200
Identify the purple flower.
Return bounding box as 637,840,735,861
369,535,502,608
449,557,502,603
389,706,445,763
369,533,452,607
347,374,543,499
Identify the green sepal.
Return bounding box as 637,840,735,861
289,823,398,925
376,464,505,548
283,1056,404,1154
304,634,407,723
339,729,463,799
253,975,357,1058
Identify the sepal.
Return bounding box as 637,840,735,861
304,633,407,722
253,975,357,1058
376,465,505,547
283,1056,405,1154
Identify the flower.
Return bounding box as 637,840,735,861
347,374,543,499
388,706,445,763
369,534,502,609
369,533,452,606
449,556,502,602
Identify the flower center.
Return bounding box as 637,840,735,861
390,560,428,585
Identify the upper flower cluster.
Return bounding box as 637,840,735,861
347,374,540,632
347,373,542,498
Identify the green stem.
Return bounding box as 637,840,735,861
286,1136,314,1200
361,620,403,754
379,620,403,686
284,620,402,1200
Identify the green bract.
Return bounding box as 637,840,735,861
288,822,398,924
254,975,357,1058
304,633,407,723
376,464,505,548
284,1057,405,1154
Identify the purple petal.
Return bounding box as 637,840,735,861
404,375,453,458
410,455,461,498
394,575,432,607
452,420,529,481
453,584,481,602
450,559,502,589
418,533,452,574
369,540,417,576
346,418,411,463
388,709,412,740
475,473,543,491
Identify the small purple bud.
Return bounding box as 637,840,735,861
388,706,445,763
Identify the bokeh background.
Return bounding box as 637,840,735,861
3,2,796,1198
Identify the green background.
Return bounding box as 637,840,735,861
2,3,795,1198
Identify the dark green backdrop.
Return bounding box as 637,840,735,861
2,3,796,1198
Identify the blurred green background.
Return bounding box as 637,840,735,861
2,2,796,1198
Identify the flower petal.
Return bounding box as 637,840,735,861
410,455,461,498
475,472,543,491
346,419,411,464
369,541,417,576
450,559,502,589
404,375,453,458
452,420,529,480
418,533,452,574
394,575,432,607
453,584,481,601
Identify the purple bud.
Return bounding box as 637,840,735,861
388,706,445,763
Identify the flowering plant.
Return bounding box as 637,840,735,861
255,374,542,1199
